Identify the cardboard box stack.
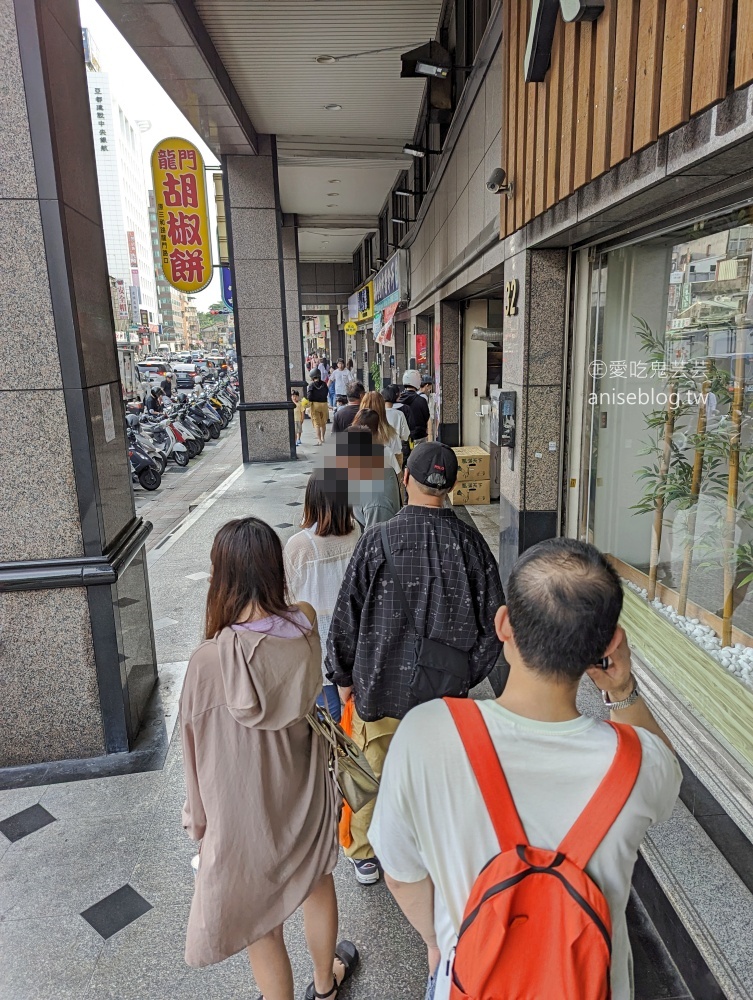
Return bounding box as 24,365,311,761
449,446,491,506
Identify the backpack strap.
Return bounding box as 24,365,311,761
444,698,527,853
557,722,642,870
380,523,418,634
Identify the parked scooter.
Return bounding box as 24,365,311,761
129,440,162,490
140,413,190,467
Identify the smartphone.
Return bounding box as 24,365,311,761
600,657,610,670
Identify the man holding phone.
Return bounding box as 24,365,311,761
370,538,681,1000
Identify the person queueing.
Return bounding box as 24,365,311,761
307,370,330,446
370,539,681,1000
398,370,431,450
284,474,360,722
381,385,411,460
349,413,402,528
180,517,359,1000
359,390,402,473
327,442,504,885
332,382,365,433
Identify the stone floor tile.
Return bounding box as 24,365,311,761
81,883,153,940
0,804,56,843
0,814,146,919
39,771,163,821
0,914,103,1000
0,785,47,823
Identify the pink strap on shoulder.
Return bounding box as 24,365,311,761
557,721,642,869
444,698,527,853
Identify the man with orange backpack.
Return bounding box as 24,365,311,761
370,538,681,1000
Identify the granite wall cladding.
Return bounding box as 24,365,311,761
0,588,105,766
2,0,156,764
500,249,568,515
227,144,295,460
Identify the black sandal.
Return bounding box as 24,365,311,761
304,940,359,999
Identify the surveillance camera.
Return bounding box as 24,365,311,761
487,167,512,197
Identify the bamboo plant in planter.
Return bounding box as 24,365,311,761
630,316,752,648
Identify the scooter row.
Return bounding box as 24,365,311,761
126,377,239,490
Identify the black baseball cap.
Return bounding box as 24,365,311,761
406,441,458,490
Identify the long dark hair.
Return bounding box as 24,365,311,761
301,473,354,537
205,517,299,638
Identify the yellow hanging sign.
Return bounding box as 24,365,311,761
151,137,213,293
344,320,358,335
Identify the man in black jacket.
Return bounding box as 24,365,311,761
306,370,330,444
398,369,431,447
327,442,504,884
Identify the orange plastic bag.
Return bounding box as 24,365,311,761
338,698,354,849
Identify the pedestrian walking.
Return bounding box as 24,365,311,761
330,358,355,399
326,442,504,885
284,474,360,723
291,390,304,446
359,390,402,473
180,517,360,999
370,537,681,1000
398,370,431,450
331,382,365,433
327,366,337,411
307,370,330,445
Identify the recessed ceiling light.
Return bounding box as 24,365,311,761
316,55,337,64
326,203,337,207
324,103,342,111
328,179,341,184
327,191,340,196
322,241,329,246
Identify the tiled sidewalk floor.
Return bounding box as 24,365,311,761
0,415,691,999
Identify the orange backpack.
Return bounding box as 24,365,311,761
444,698,642,1000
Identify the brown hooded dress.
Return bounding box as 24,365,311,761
180,623,340,967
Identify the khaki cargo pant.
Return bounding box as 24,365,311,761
344,707,400,861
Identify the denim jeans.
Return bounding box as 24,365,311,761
328,383,336,408
317,683,341,722
424,974,436,1000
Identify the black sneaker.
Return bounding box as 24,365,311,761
348,857,380,884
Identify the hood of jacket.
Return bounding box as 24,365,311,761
215,625,321,731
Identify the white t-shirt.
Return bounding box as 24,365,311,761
283,525,359,676
369,699,682,1000
386,406,410,443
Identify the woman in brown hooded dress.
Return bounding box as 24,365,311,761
180,517,359,1000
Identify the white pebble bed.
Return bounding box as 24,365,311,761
625,580,753,693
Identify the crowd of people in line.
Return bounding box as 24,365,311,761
179,432,683,1000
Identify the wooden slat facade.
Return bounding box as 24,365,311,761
502,0,753,238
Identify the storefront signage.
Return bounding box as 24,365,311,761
151,137,213,293
348,283,374,321
129,285,140,325
127,231,138,269
416,333,428,367
373,250,408,309
525,0,603,83
344,320,358,335
221,266,233,310
115,279,129,319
